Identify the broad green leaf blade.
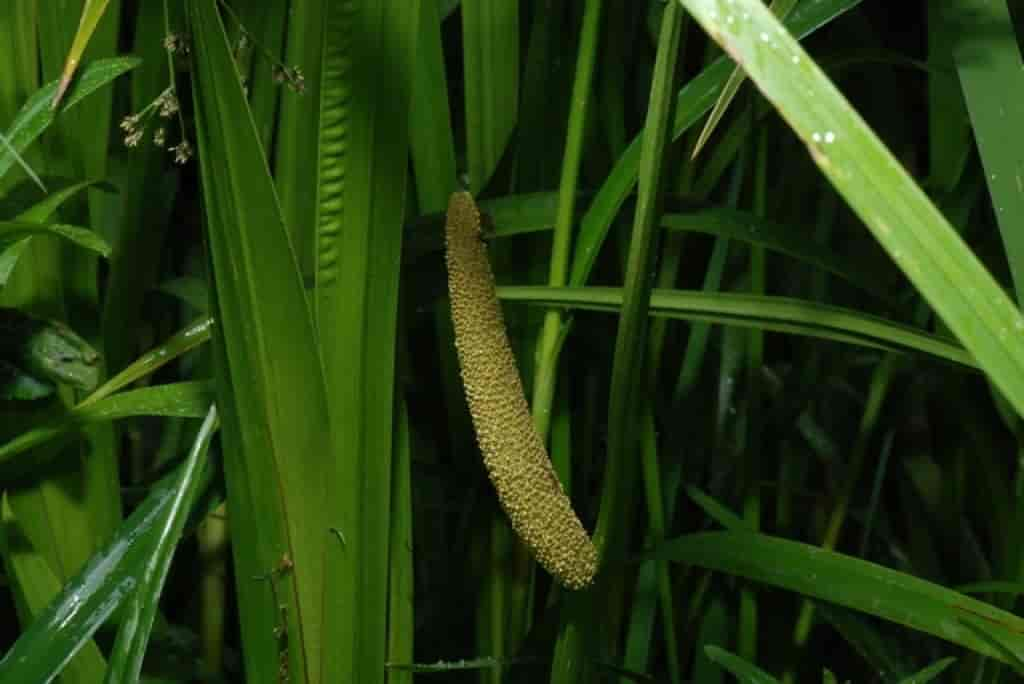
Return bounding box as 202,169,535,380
461,0,518,192
677,0,1024,419
653,532,1024,664
52,0,114,107
945,0,1024,302
690,0,798,159
0,461,210,684
496,286,975,368
104,405,217,683
0,495,107,684
315,1,419,681
0,56,139,179
189,1,335,681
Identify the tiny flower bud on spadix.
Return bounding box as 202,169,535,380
444,191,598,590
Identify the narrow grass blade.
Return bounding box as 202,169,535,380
51,0,113,108
693,595,728,684
690,0,798,159
408,0,456,213
704,645,780,683
0,129,45,192
677,0,1024,419
653,531,1024,664
0,57,138,180
12,178,109,222
104,405,217,683
596,0,682,560
461,0,519,192
896,657,956,684
0,221,109,256
76,316,211,411
661,209,895,302
496,287,975,369
0,381,213,472
686,486,754,532
531,0,604,440
556,8,684,684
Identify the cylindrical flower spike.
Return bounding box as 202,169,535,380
444,191,598,590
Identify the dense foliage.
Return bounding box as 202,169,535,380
1,1,1024,683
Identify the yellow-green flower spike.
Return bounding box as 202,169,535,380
444,191,598,590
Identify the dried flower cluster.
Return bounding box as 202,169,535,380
272,64,305,94
217,1,305,95
445,191,598,590
162,32,191,56
119,85,191,164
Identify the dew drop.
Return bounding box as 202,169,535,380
726,14,735,24
824,131,836,144
760,31,770,42
812,132,822,143
791,54,800,64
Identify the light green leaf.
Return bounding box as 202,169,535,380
0,57,139,180
653,532,1024,665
